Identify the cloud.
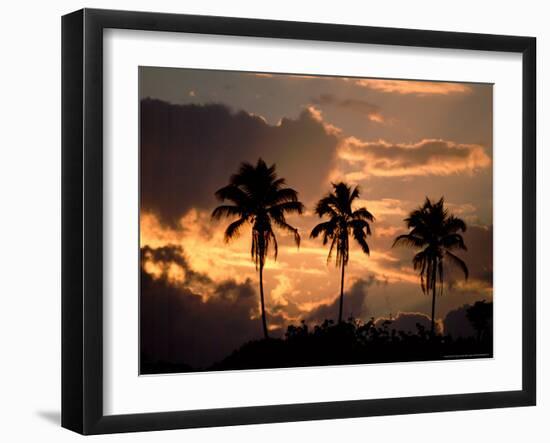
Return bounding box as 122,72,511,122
140,245,264,369
141,244,213,292
354,79,472,96
305,278,372,323
358,198,406,219
311,93,384,123
446,224,493,287
337,137,491,178
443,304,477,338
141,99,339,226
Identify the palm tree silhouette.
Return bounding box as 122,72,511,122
310,182,374,323
393,197,469,336
212,158,304,339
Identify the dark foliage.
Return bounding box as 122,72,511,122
210,318,492,371
466,300,493,343
141,313,493,374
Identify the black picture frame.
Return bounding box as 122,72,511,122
62,8,536,435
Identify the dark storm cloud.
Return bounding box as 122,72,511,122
443,304,477,339
141,99,339,226
305,278,371,324
311,93,382,120
140,246,262,369
141,244,212,286
444,225,493,287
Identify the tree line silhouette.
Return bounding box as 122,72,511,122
142,299,493,374
212,158,471,339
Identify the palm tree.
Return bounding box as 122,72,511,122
393,197,469,336
310,182,374,323
212,158,304,339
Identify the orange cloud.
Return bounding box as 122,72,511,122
357,198,406,219
375,225,401,238
368,113,385,123
354,79,472,96
305,106,342,135
337,137,491,177
140,205,423,314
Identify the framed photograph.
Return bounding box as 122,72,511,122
62,8,536,435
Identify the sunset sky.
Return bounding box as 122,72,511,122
139,67,493,368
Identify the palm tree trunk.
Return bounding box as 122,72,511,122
338,263,345,323
430,259,437,336
259,262,269,339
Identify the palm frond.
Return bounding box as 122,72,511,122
349,218,372,236
214,184,251,206
310,220,336,244
327,236,338,264
224,217,247,242
441,233,467,250
267,187,300,206
268,228,279,261
333,182,353,215
351,225,370,255
445,250,469,280
211,204,247,220
349,185,360,202
315,195,340,218
393,234,425,248
352,207,375,222
335,233,349,267
271,217,301,248
412,250,429,293
445,215,467,233
216,158,304,271
437,259,444,296
271,177,286,189
251,224,278,269
269,200,305,215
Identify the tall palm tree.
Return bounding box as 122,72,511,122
212,158,304,339
310,182,374,323
393,197,469,336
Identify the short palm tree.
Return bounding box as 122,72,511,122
393,197,469,336
310,182,374,323
212,158,304,339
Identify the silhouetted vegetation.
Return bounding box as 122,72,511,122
466,300,493,343
212,158,304,338
393,197,469,335
141,312,493,374
311,182,374,323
